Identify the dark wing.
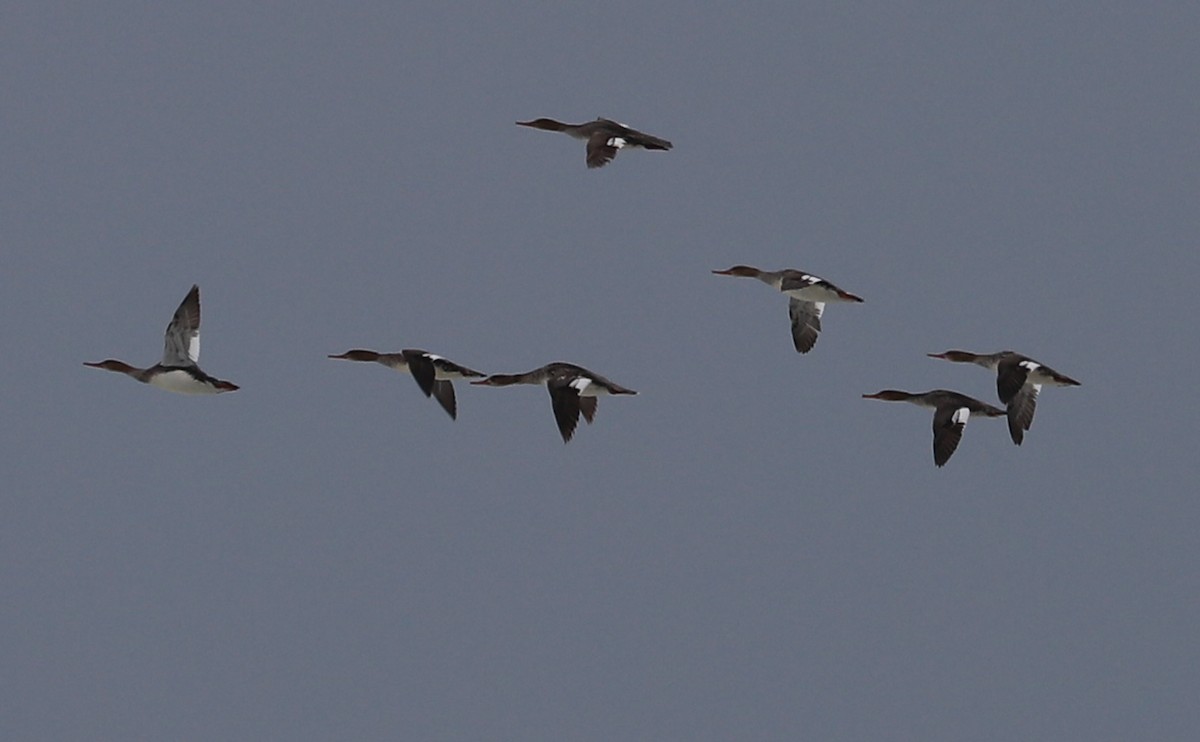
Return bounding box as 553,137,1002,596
431,380,457,420
597,119,672,150
996,357,1031,404
548,380,582,443
432,356,486,379
585,131,620,168
402,350,437,397
787,299,824,353
1005,385,1039,445
932,405,969,467
779,272,818,293
163,285,201,366
579,396,598,424
624,130,672,151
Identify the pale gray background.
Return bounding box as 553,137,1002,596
3,3,1198,740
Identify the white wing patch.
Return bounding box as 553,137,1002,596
952,407,971,425
1019,360,1041,372
570,377,594,394
606,137,627,149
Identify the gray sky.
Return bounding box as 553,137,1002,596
3,2,1198,740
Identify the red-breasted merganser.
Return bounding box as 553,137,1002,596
927,350,1081,445
712,265,864,353
327,349,485,420
862,389,1005,467
516,117,673,169
471,362,636,442
84,285,239,394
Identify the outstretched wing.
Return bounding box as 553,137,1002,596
1006,384,1040,445
431,380,457,420
586,131,622,168
579,395,598,424
996,357,1033,404
548,380,582,442
163,285,201,366
932,405,970,467
787,299,825,353
402,350,437,397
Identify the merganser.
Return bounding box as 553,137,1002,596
927,350,1081,445
712,265,864,353
84,285,239,394
862,389,1005,467
470,362,636,442
327,349,485,420
516,117,673,169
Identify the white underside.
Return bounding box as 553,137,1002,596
1030,369,1071,387
149,369,221,395
784,284,845,302
570,378,610,397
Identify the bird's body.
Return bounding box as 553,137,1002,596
84,285,239,394
712,265,864,353
516,117,672,168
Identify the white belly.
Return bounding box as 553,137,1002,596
784,284,842,302
150,369,219,395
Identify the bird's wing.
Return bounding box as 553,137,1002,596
1005,384,1040,445
996,357,1032,404
548,380,582,442
162,285,201,366
431,380,457,420
787,299,825,353
932,405,970,467
586,131,621,168
402,350,437,397
779,272,818,293
579,395,598,424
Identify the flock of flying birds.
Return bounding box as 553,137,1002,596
84,116,1080,465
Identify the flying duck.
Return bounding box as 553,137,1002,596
471,362,636,442
328,349,485,419
862,389,1005,467
84,285,239,394
516,117,672,169
712,265,864,353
